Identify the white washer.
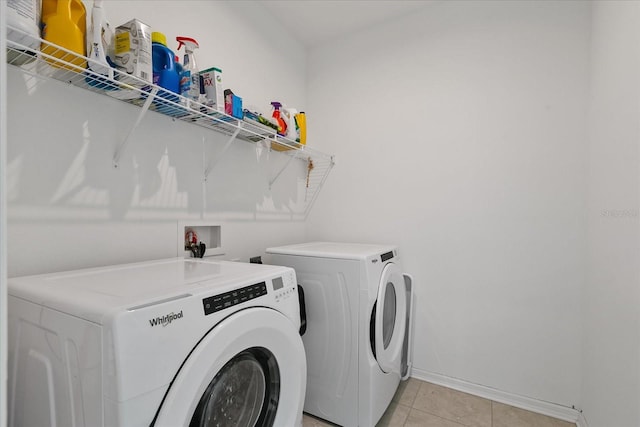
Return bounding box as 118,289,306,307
266,242,414,427
7,258,306,427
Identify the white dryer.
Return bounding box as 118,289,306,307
8,258,306,427
266,242,414,427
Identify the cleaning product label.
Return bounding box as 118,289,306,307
115,32,130,54
190,72,200,100
180,69,192,96
8,0,36,20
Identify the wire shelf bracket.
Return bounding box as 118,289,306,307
303,155,335,215
113,87,158,169
203,127,241,181
269,149,300,190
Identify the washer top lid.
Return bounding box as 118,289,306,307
8,258,290,324
266,241,397,260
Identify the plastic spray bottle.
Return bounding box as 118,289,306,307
86,0,114,86
271,102,287,136
176,36,201,102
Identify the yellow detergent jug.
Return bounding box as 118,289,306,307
41,0,87,70
296,112,307,145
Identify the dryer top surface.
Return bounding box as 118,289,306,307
266,241,397,260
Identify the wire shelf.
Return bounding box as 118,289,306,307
6,25,334,218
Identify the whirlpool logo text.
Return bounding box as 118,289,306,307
149,310,184,327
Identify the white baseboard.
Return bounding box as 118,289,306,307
411,368,580,423
576,412,589,427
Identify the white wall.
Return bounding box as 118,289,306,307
582,2,640,426
1,3,8,426
306,1,590,407
6,1,310,277
7,1,640,422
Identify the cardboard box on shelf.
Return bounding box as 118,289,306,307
113,19,152,87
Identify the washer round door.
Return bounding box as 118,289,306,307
153,307,306,427
374,263,407,375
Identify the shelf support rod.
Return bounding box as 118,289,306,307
203,127,241,181
269,151,300,190
304,155,335,218
113,87,158,169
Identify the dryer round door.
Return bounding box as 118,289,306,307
153,307,306,427
374,263,407,374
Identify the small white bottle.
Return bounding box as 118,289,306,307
87,0,114,80
283,106,299,142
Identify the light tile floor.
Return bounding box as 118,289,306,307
302,378,576,427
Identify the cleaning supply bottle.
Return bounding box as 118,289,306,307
41,0,87,70
152,32,180,94
176,36,201,102
283,106,299,141
271,102,287,136
86,0,114,86
295,112,307,145
7,0,40,65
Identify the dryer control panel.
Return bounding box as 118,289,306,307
380,250,395,262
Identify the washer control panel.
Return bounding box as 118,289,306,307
201,270,297,315
202,282,267,315
273,270,297,303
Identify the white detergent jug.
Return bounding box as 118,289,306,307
7,0,41,65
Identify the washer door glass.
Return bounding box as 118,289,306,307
189,348,280,427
